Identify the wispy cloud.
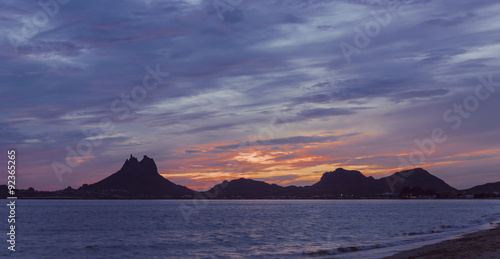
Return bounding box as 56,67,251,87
2,0,500,190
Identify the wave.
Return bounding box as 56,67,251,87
302,236,445,257
303,244,381,256
303,218,500,258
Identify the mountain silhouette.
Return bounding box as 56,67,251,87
80,155,193,197
205,168,458,198
463,181,500,194
66,155,498,199
199,168,458,198
203,178,304,198
378,168,457,194
309,168,384,196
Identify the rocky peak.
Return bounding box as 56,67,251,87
122,155,139,168
120,155,158,175
139,155,158,172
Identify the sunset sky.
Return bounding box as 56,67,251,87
1,0,500,191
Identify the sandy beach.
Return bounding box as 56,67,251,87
384,224,500,259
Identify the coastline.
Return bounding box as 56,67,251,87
383,223,500,259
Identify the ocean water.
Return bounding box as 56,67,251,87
2,199,499,258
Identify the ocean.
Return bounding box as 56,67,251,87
2,199,499,258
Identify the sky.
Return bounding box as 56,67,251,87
1,0,500,191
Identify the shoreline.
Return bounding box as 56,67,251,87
383,223,500,259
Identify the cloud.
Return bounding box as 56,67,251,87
423,12,475,27
185,149,203,154
297,107,354,117
2,0,500,190
278,107,355,124
216,134,356,150
390,89,449,102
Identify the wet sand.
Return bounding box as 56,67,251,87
383,224,500,259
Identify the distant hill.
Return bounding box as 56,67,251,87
203,178,302,199
306,168,455,197
379,168,457,194
80,155,193,198
308,168,385,197
203,168,459,198
462,181,500,194
0,185,7,199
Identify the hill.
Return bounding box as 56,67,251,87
379,168,457,194
203,168,458,198
462,181,500,194
80,155,193,198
